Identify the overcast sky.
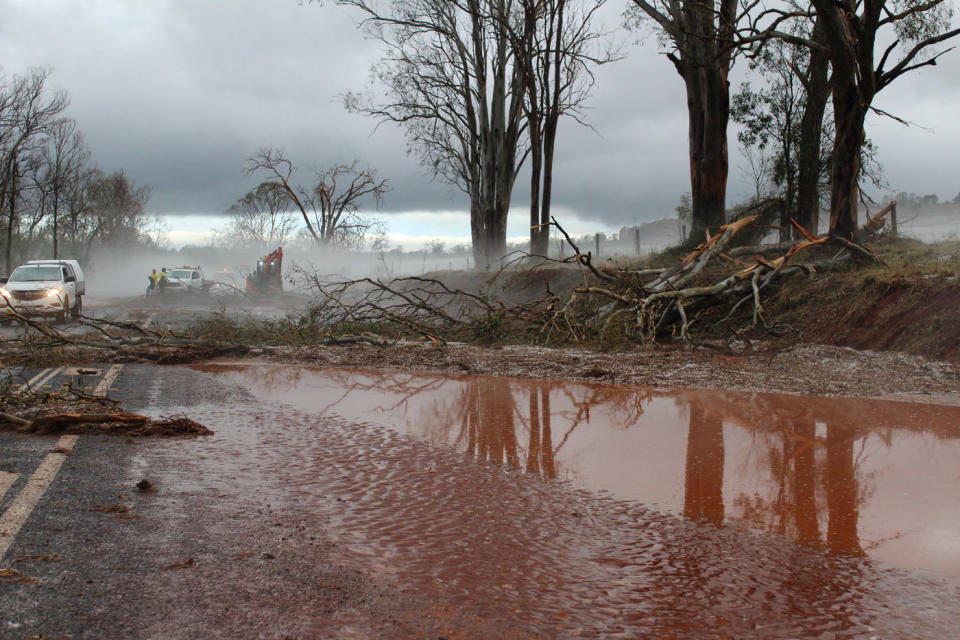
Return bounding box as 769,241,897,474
2,0,959,247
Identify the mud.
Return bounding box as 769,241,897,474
171,363,960,638
257,340,960,398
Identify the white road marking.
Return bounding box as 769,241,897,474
18,367,64,393
94,364,123,397
115,312,129,323
140,313,155,329
0,364,124,561
0,471,18,502
0,435,78,560
19,368,51,391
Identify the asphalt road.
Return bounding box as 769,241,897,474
0,363,433,640
0,291,312,341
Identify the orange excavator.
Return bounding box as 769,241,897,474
246,247,283,292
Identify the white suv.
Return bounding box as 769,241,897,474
1,259,85,323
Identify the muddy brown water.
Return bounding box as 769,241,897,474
185,362,960,638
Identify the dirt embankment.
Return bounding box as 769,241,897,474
767,270,960,361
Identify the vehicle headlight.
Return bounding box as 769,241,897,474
0,287,9,298
46,286,62,298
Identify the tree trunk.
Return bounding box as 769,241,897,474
540,110,559,255
828,79,865,239
528,113,545,255
470,200,486,268
52,189,60,259
795,20,830,235
4,162,17,275
685,66,730,242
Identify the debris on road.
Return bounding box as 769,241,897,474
0,568,37,583
0,407,213,437
14,555,61,563
162,558,194,571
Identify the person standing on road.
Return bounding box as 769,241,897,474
147,269,160,296
158,267,169,293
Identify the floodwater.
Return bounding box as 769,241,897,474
188,362,960,638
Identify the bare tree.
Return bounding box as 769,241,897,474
340,0,525,269
77,169,152,260
246,148,388,248
38,118,91,258
0,67,69,273
225,181,297,247
511,0,615,256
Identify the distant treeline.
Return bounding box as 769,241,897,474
0,67,156,276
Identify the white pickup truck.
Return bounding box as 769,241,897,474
163,265,205,293
0,259,86,323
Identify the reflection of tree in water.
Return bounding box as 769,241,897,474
460,377,521,469
683,401,725,524
731,420,872,556
526,387,556,478
309,368,450,416
453,378,652,478
683,391,881,556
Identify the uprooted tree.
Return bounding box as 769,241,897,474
293,210,886,350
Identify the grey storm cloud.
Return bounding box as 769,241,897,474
1,0,958,228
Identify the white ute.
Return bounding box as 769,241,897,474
0,259,86,323
164,265,205,293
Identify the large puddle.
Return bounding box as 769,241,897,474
195,362,960,584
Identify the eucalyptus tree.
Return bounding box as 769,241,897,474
628,0,743,242
732,21,832,239
78,170,152,258
801,0,960,238
511,0,615,256
340,0,526,269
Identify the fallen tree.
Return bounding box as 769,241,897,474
1,214,889,356
297,214,883,348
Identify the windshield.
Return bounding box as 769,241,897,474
9,266,61,282
168,270,194,279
